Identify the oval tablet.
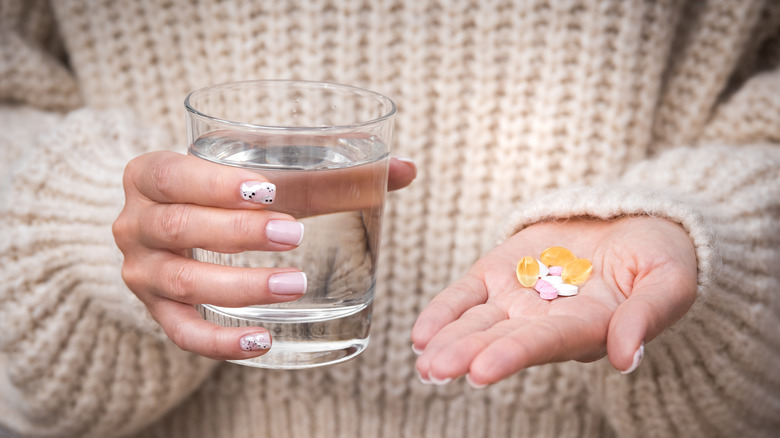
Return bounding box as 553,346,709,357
554,283,578,297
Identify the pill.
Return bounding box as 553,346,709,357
534,279,553,293
542,275,563,285
537,259,549,277
554,283,578,297
548,266,563,276
562,258,593,286
516,256,540,287
539,288,558,300
540,246,577,268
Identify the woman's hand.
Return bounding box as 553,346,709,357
412,216,697,387
113,151,415,360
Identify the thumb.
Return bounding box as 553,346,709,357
606,265,696,374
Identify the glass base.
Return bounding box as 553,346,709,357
198,302,372,369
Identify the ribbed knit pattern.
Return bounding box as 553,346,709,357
1,1,779,437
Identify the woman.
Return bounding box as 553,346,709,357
1,0,778,437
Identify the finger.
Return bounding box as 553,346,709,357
416,304,507,382
388,157,417,191
468,314,607,387
126,151,272,207
124,253,307,307
416,303,507,382
139,203,304,252
606,263,697,373
150,299,273,360
411,274,488,352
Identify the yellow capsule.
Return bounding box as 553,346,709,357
516,256,540,287
562,258,593,286
540,246,577,267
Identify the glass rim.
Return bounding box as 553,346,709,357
184,79,397,132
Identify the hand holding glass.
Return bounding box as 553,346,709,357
185,80,396,369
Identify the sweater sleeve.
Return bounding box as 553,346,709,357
0,108,219,438
1,5,218,436
496,70,780,437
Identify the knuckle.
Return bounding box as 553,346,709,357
165,261,197,302
120,261,143,291
204,326,225,358
111,214,131,246
232,211,258,246
158,204,190,245
150,152,179,200
122,154,143,183
166,319,192,352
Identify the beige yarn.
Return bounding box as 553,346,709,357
1,1,779,437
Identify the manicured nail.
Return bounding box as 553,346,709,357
621,342,645,375
239,332,271,351
240,181,275,204
430,375,452,386
466,374,487,389
396,157,417,176
268,272,307,295
266,220,304,245
417,370,433,385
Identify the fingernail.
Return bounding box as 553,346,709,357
417,370,433,385
411,344,423,355
240,181,276,204
430,375,452,386
266,220,304,245
396,157,417,176
239,332,271,351
466,374,487,389
621,341,645,375
268,272,308,295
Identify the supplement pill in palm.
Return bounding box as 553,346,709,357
540,246,577,267
562,258,593,286
516,256,540,287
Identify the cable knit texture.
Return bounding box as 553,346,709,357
1,1,779,437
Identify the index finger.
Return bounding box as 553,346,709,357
125,151,271,207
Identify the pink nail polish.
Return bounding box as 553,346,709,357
268,272,308,295
239,332,271,351
240,181,276,204
266,220,304,245
621,342,645,375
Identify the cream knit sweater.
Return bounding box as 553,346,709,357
1,1,779,437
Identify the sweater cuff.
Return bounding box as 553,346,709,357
497,184,719,304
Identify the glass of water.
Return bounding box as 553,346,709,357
184,80,395,369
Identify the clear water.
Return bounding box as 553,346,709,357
190,133,389,368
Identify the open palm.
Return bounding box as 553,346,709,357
412,216,697,387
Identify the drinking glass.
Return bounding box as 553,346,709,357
184,80,395,369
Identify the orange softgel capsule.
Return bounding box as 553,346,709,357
562,258,593,286
540,246,577,268
516,256,540,287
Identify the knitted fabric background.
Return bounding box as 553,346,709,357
1,1,779,437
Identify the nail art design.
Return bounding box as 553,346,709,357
240,181,275,204
621,342,645,375
239,332,271,351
